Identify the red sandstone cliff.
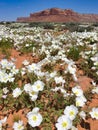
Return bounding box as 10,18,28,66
16,8,98,22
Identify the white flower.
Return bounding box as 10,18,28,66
6,61,15,70
55,115,72,130
0,116,7,130
7,73,15,82
94,61,98,66
67,64,76,75
13,120,24,130
54,76,65,84
32,80,45,92
0,123,2,130
21,67,26,75
72,74,78,82
71,126,78,130
11,66,19,75
51,87,60,92
64,105,78,120
22,60,29,66
12,88,22,98
32,107,40,113
51,87,67,97
90,107,98,119
72,86,83,97
75,96,86,107
0,59,14,70
91,81,96,86
92,86,98,94
50,71,57,78
29,90,38,101
27,63,39,73
34,70,45,77
0,59,9,68
0,116,7,124
0,72,9,83
79,111,86,120
24,83,32,93
27,107,43,127
3,87,9,94
96,71,98,75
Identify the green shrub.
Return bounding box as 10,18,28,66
43,23,55,30
67,46,80,61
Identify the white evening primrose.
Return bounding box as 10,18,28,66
1,73,9,83
55,115,72,130
7,73,15,82
72,74,78,82
54,76,65,84
79,111,86,120
0,123,2,130
96,71,98,75
72,86,83,97
92,86,98,94
0,59,9,69
75,96,86,107
91,56,98,62
11,66,19,75
94,61,98,66
51,87,67,97
27,107,43,127
22,60,29,66
13,120,24,130
64,105,78,120
67,64,76,75
21,67,26,76
12,88,22,98
91,80,96,86
7,61,15,70
29,90,38,101
3,87,9,94
32,107,40,113
90,107,98,119
50,71,57,78
0,116,7,130
51,87,60,92
24,83,32,93
34,70,45,77
27,63,39,73
0,116,7,124
71,126,78,130
1,59,14,70
32,80,45,92
2,87,9,99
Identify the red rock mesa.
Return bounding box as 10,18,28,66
17,8,98,23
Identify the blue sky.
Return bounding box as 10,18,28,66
0,0,98,21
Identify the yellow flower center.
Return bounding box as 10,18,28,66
18,125,22,129
70,111,74,116
32,66,34,69
62,122,68,128
76,101,80,106
31,91,36,95
94,112,98,117
75,91,79,95
37,85,40,89
32,116,37,121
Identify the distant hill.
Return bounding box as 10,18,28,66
17,8,98,23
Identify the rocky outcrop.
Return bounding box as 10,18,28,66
16,8,98,22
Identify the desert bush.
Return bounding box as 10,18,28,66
92,22,98,27
67,46,81,61
43,23,55,30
